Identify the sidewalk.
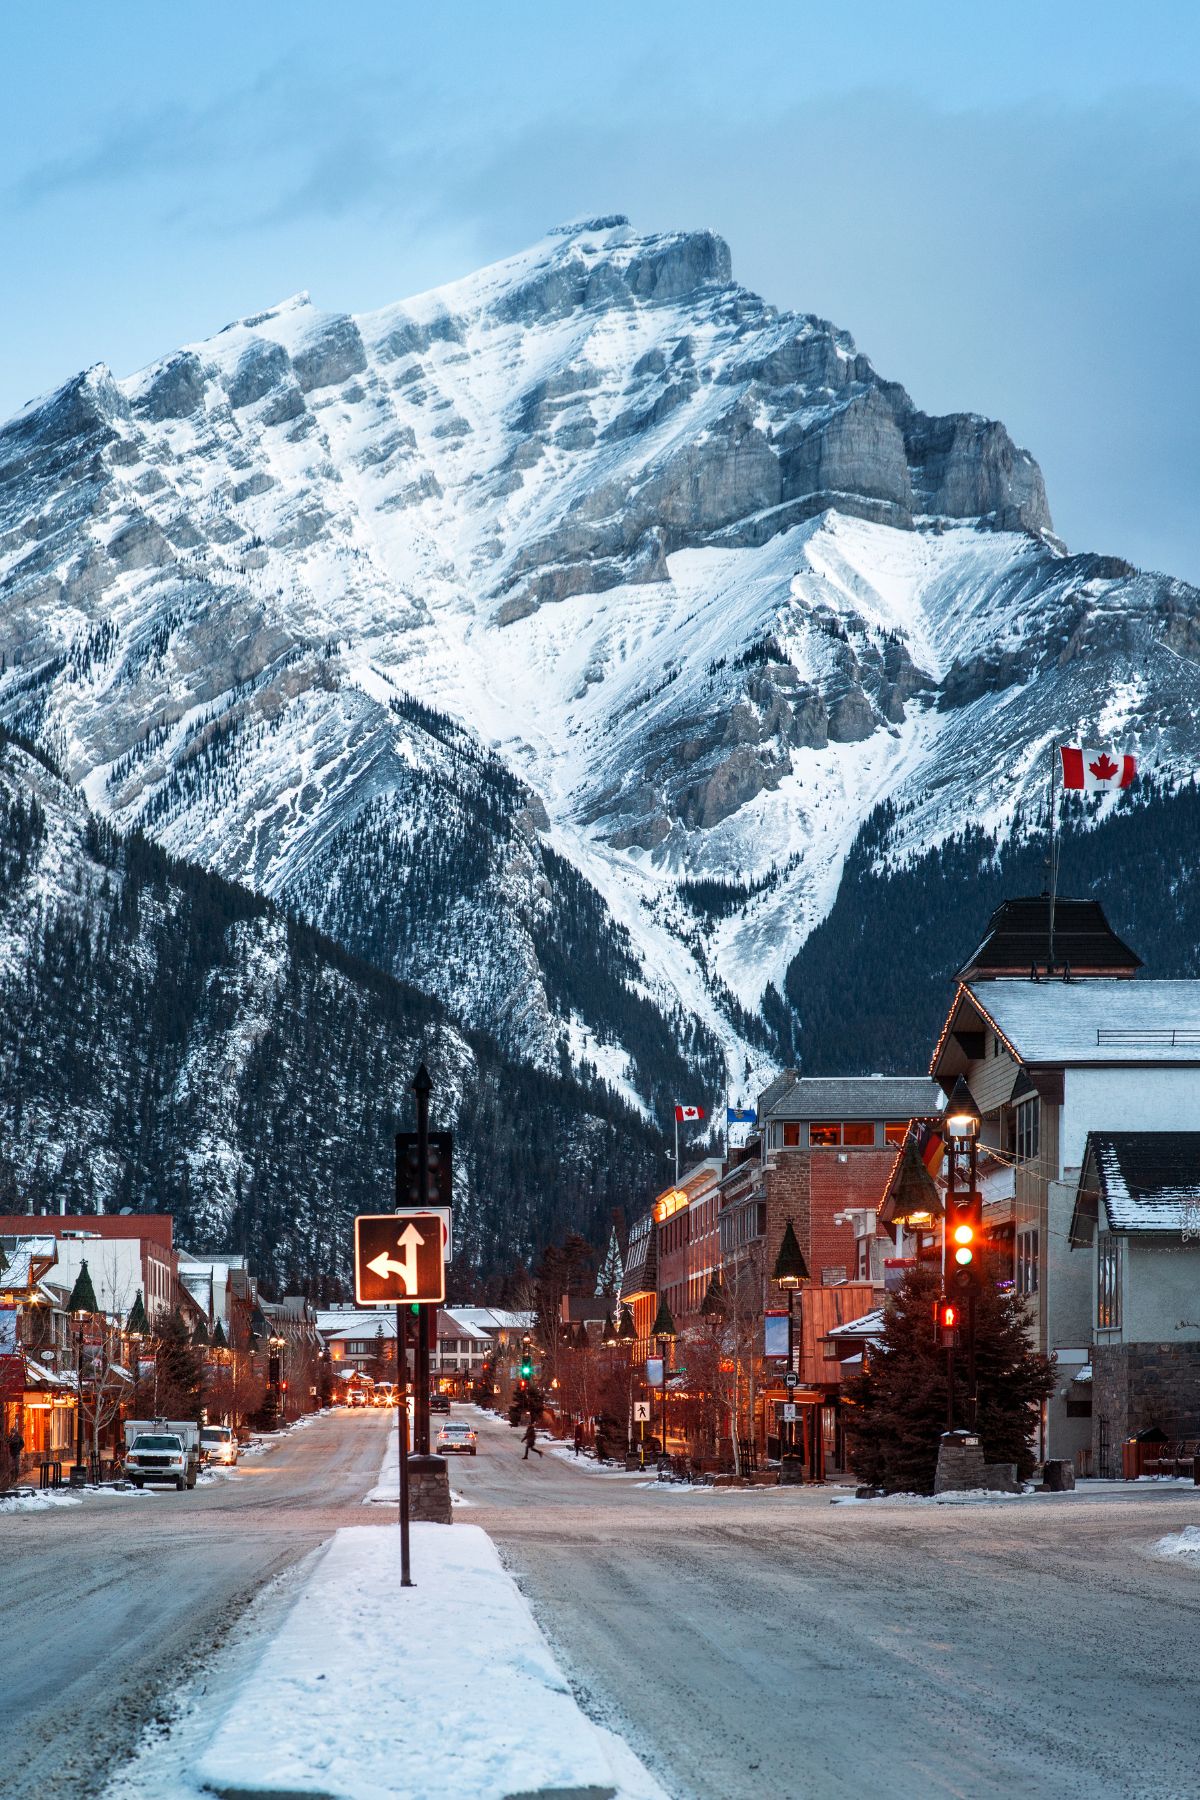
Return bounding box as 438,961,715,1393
194,1521,666,1800
109,1412,666,1800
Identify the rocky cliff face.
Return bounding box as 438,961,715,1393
1,217,1196,1107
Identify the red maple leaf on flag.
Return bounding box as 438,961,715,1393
1089,753,1118,781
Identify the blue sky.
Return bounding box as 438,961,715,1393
4,1,1199,580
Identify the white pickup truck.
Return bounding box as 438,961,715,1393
123,1418,200,1490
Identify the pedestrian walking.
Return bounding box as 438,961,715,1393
573,1422,584,1457
8,1423,24,1473
522,1421,543,1460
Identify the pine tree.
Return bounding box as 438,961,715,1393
594,1223,624,1299
67,1259,99,1314
844,1262,1054,1494
153,1309,205,1420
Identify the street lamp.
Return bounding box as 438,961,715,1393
268,1332,286,1426
772,1218,809,1477
650,1296,676,1461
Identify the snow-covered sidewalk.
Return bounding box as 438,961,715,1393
181,1418,665,1799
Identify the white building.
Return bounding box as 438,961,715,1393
933,970,1200,1462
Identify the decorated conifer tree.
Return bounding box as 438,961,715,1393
844,1261,1054,1494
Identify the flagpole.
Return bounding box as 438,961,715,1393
674,1111,679,1185
1048,740,1059,972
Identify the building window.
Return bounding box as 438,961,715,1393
782,1123,801,1147
1014,1097,1040,1164
842,1122,874,1148
809,1123,840,1146
1016,1228,1039,1296
885,1122,908,1145
1098,1232,1123,1330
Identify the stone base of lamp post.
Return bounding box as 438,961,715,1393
934,1429,987,1494
407,1453,452,1523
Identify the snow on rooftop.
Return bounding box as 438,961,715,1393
969,980,1200,1064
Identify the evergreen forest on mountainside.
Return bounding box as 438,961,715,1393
784,780,1200,1074
0,733,668,1292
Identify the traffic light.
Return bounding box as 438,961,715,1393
935,1297,959,1349
520,1333,534,1381
395,1130,454,1210
949,1188,983,1293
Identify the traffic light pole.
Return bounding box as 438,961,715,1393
965,1136,978,1432
413,1064,433,1458
396,1302,412,1586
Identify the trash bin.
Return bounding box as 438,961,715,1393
1043,1458,1075,1491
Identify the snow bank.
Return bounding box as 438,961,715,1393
542,1437,648,1479
195,1521,666,1800
1154,1525,1200,1561
831,1488,1034,1507
0,1486,83,1512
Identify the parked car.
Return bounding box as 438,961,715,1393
124,1430,196,1490
200,1425,238,1467
435,1421,477,1455
429,1392,451,1413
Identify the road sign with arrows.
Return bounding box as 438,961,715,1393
354,1213,446,1306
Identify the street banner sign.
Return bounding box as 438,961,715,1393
764,1312,789,1358
354,1213,446,1306
782,1402,797,1423
646,1356,664,1385
633,1400,651,1422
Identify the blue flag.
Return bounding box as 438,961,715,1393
727,1106,757,1124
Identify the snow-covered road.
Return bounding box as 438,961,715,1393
459,1410,1200,1799
1,1408,390,1800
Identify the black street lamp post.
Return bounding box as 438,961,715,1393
772,1218,809,1479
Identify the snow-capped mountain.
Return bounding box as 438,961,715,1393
3,215,1198,1107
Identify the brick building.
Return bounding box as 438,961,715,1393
0,1214,178,1323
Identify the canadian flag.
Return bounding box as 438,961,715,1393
674,1104,705,1122
1060,746,1137,792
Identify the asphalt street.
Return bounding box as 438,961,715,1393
460,1409,1200,1800
2,1407,391,1800
12,1406,1200,1800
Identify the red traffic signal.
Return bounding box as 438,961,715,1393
935,1296,960,1349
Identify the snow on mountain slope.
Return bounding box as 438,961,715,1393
2,215,1198,1106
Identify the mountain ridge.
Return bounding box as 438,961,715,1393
2,216,1197,1118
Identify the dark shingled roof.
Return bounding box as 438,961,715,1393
1071,1132,1200,1244
957,896,1142,981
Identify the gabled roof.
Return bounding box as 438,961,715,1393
1071,1133,1200,1243
620,1211,657,1301
937,979,1200,1075
821,1307,886,1346
957,896,1142,981
763,1074,943,1121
